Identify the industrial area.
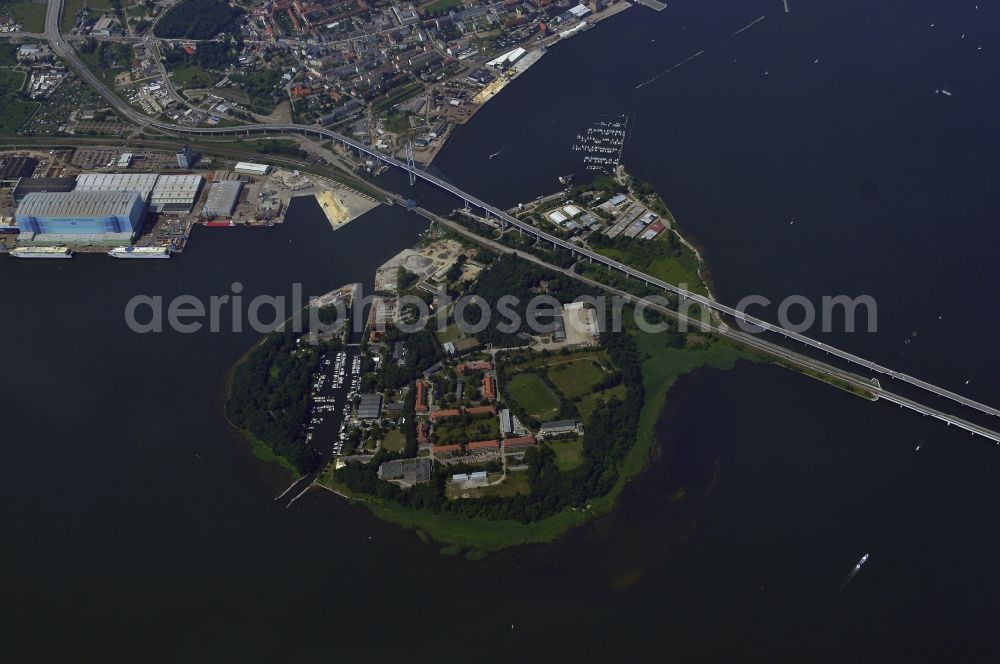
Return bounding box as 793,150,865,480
0,145,376,258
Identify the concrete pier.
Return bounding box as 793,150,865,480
636,0,666,11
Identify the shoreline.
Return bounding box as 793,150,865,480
307,174,744,554
420,2,635,167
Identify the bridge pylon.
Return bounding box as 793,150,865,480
405,141,416,186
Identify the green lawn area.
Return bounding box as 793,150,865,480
381,429,405,452
0,70,38,135
0,42,16,66
425,0,464,13
170,63,218,89
548,437,584,471
2,0,46,32
594,232,707,296
446,471,530,499
507,373,560,419
547,357,606,399
433,417,499,445
383,111,412,134
436,323,464,343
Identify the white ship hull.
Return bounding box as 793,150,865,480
10,247,73,259
108,247,171,259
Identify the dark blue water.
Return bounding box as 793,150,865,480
434,0,1000,404
5,0,1000,661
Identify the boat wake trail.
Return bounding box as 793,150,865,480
635,14,767,90
778,554,870,658
489,145,507,159
635,51,704,89
731,15,766,38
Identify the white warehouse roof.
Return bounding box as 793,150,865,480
75,173,159,200
547,210,568,224
486,47,526,68
150,174,203,205
234,162,270,175
203,180,242,217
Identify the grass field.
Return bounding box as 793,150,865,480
2,0,47,32
0,42,16,66
170,63,218,89
548,437,584,471
446,471,531,499
507,373,560,419
594,231,707,296
383,112,412,134
0,70,38,135
547,358,605,399
381,429,405,452
436,323,464,343
432,417,499,444
424,0,464,13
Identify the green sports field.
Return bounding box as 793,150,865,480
506,373,560,419
547,358,605,399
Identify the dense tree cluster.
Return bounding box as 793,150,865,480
154,0,244,40
164,39,240,73
465,254,588,347
226,331,321,474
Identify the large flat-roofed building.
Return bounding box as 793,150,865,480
0,156,38,182
202,180,242,217
234,162,270,176
378,457,432,486
16,190,146,244
12,177,76,202
149,174,203,213
357,393,383,420
75,173,159,201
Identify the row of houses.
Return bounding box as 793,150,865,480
432,435,536,459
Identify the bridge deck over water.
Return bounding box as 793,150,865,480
43,0,1000,443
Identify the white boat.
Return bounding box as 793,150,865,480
855,553,869,570
108,246,170,259
10,246,73,259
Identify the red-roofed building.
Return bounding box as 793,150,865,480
417,421,430,447
430,408,462,421
465,405,496,416
483,374,496,401
504,436,537,449
432,444,463,457
415,380,428,413
467,440,500,455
